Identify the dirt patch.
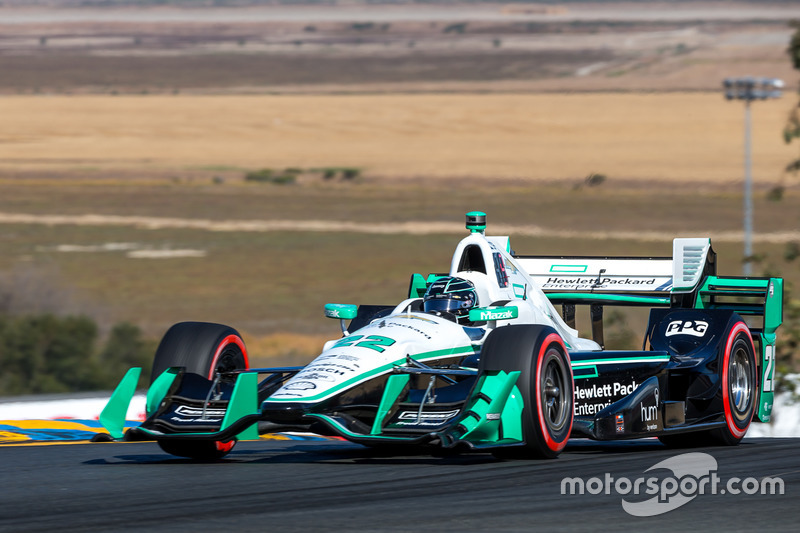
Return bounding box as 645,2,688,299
3,211,798,244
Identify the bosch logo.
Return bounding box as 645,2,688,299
665,320,709,337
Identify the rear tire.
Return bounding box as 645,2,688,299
659,321,756,448
709,323,757,445
482,325,573,459
151,321,249,459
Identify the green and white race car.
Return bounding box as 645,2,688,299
99,212,783,460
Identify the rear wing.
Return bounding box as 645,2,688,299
514,238,782,324
515,238,713,299
515,237,783,423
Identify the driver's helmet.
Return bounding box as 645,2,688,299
423,277,478,321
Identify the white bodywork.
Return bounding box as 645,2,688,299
268,230,602,405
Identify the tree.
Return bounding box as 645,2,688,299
0,315,155,396
99,322,154,388
0,314,100,395
784,22,800,175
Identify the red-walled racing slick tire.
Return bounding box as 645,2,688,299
151,321,249,460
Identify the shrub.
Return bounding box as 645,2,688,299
351,22,375,31
271,173,297,185
444,23,467,34
244,169,274,182
342,168,361,180
585,173,606,187
767,185,784,202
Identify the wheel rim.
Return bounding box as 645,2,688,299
541,348,570,432
730,343,752,417
215,347,243,374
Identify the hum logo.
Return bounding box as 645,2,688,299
641,389,659,422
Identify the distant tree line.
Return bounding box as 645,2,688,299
0,266,154,396
0,316,154,396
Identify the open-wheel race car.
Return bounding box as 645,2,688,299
98,212,783,460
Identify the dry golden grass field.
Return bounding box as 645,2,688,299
1,3,799,380
1,92,797,184
2,91,800,366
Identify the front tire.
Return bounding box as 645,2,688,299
482,325,573,459
150,321,249,382
151,321,249,459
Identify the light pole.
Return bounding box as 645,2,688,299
723,77,783,276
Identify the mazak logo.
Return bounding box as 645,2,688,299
561,452,785,516
481,309,513,321
665,320,709,337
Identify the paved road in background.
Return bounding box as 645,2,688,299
3,5,800,24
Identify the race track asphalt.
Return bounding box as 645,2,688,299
1,437,797,532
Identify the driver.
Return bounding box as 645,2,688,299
422,276,478,324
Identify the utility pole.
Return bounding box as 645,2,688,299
723,77,783,276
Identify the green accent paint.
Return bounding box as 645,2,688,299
146,367,179,416
572,365,599,379
267,345,477,404
571,355,670,367
333,334,396,353
550,265,588,273
325,303,358,320
416,345,476,359
221,372,259,441
99,367,141,440
547,293,671,306
765,278,784,336
757,335,775,423
371,374,410,435
466,211,487,233
756,330,777,423
408,273,428,298
468,306,518,322
456,371,524,445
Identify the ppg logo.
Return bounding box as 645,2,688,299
665,320,709,337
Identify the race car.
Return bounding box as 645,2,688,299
98,211,783,460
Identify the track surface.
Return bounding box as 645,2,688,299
1,438,798,532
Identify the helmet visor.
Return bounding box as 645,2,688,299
424,298,471,316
